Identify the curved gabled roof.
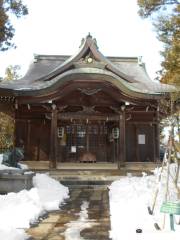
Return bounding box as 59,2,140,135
0,34,176,98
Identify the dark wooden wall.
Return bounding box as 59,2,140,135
16,119,157,162
126,123,155,162
15,119,50,161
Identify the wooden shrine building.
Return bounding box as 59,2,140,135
0,34,175,169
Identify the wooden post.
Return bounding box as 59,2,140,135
119,108,126,168
26,119,31,160
155,109,160,162
135,124,139,162
13,108,18,149
86,121,89,152
49,104,58,168
152,124,156,162
14,118,17,148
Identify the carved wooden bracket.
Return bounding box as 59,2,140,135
78,88,101,95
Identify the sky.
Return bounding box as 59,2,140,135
0,0,163,80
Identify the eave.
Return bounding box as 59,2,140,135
0,34,176,102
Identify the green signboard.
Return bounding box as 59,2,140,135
160,201,180,231
161,201,180,215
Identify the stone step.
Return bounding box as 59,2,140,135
48,172,123,181
60,180,111,187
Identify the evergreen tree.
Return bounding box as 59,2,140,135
138,1,180,190
137,0,180,85
0,0,28,51
0,64,20,150
0,112,14,150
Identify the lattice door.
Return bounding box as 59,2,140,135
64,123,108,162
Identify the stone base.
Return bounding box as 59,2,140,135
0,170,35,193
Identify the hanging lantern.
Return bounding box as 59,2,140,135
112,127,119,139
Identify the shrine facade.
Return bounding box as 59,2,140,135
0,35,174,169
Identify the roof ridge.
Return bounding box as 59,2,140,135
34,54,70,61
34,54,139,63
107,56,138,63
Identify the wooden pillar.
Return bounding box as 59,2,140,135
152,124,156,162
86,122,89,152
155,109,160,162
14,118,17,148
26,119,31,160
118,109,126,168
134,124,139,162
27,120,31,150
49,104,58,168
13,108,18,148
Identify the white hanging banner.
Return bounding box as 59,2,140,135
71,146,76,153
138,134,145,144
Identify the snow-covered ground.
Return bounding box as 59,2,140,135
109,164,180,240
0,154,69,240
1,152,180,240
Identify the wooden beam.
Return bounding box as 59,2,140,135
58,113,119,121
127,121,158,124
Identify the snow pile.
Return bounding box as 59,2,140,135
109,165,180,240
0,229,27,240
0,154,16,170
0,154,3,164
0,188,42,229
0,173,69,240
33,173,69,211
